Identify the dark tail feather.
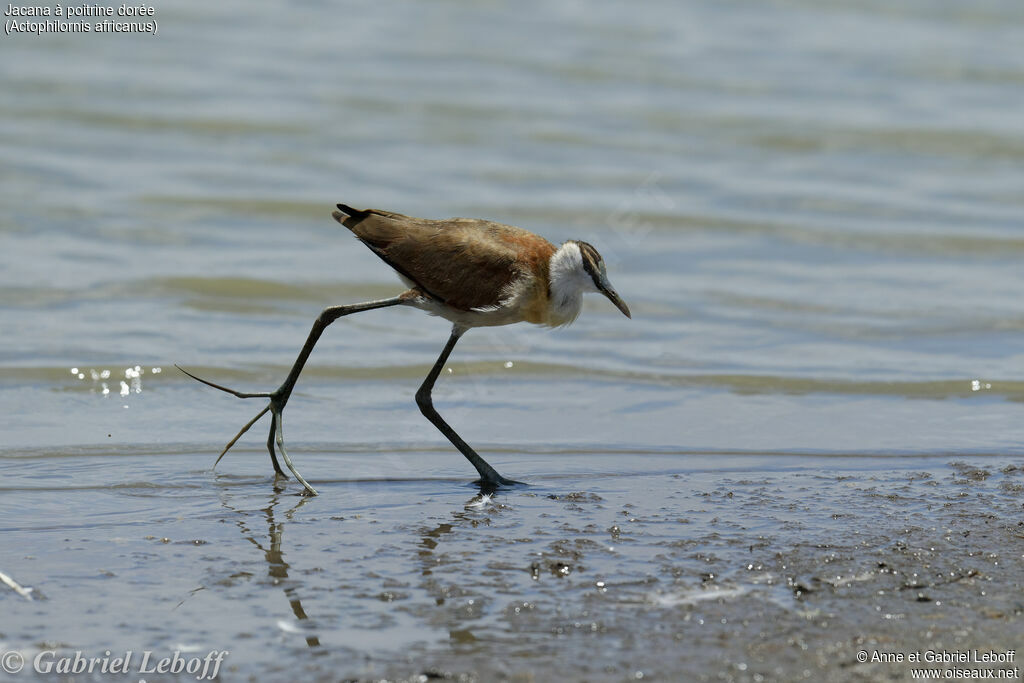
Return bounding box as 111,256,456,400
336,203,365,218
332,203,368,229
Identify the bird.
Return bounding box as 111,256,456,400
178,204,631,496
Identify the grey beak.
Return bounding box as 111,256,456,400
597,276,631,319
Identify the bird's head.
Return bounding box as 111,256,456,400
551,240,631,319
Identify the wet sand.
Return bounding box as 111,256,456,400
3,451,1021,681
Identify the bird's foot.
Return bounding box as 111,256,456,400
175,365,318,496
474,475,526,493
268,406,318,496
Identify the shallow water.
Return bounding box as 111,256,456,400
2,0,1024,681
3,453,1023,681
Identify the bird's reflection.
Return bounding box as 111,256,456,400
417,492,493,575
218,485,497,650
224,489,320,648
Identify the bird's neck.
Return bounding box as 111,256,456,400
547,242,589,326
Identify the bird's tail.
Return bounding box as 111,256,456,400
332,203,409,229
332,203,364,229
334,203,363,219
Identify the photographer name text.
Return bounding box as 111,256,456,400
33,649,228,680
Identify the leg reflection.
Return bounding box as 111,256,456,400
230,493,320,648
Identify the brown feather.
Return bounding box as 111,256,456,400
333,207,556,312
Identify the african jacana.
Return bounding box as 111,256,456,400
179,204,631,495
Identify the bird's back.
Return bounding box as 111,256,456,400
333,205,556,315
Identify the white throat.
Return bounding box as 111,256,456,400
547,242,595,326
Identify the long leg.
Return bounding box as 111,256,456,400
179,291,418,495
415,326,522,488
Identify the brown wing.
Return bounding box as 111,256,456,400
333,205,556,311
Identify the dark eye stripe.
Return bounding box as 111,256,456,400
575,241,602,279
